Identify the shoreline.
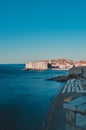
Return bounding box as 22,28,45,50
43,82,84,130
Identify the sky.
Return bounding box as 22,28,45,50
0,0,86,63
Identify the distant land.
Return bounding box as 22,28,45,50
25,59,86,70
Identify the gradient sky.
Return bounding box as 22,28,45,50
0,0,86,63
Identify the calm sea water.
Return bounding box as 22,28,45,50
0,64,67,130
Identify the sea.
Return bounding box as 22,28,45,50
0,64,67,130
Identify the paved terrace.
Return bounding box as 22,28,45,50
62,79,86,93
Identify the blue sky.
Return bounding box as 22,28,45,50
0,0,86,63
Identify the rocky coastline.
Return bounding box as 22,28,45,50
44,66,86,130
47,66,86,82
47,74,81,82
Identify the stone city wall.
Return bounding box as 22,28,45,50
25,61,48,70
63,95,86,130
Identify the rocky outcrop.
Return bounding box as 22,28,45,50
47,74,81,82
69,66,86,78
47,66,86,82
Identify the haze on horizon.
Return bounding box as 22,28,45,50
0,0,86,64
